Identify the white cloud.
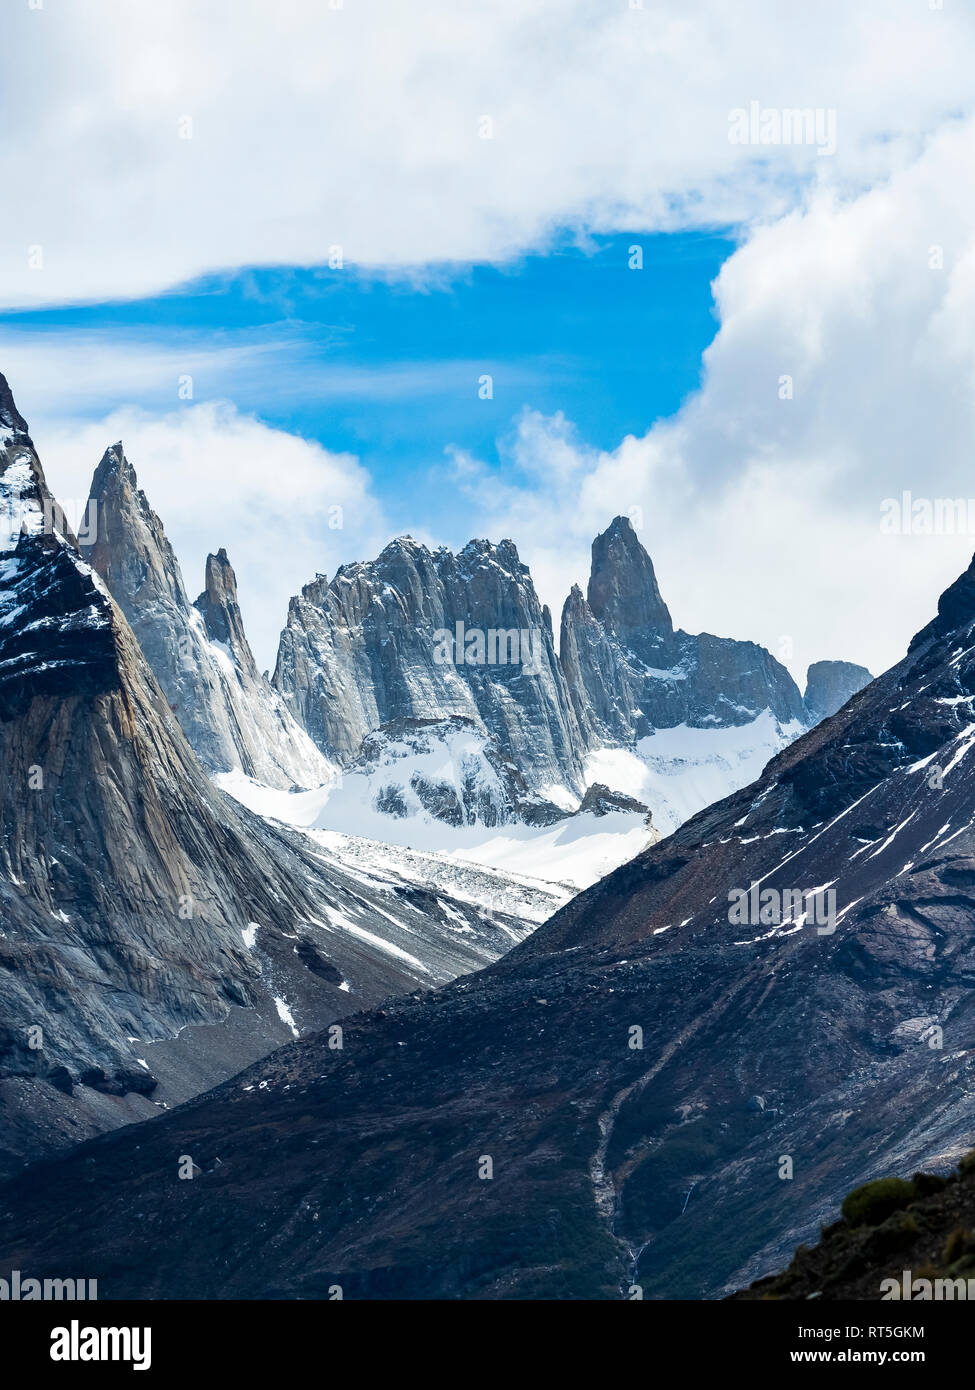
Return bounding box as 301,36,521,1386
446,116,975,684
2,0,975,305
0,331,286,423
10,2,975,689
38,401,390,670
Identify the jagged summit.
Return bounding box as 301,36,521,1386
85,441,192,608
194,548,258,679
273,515,870,833
0,376,30,444
84,450,332,789
0,390,114,718
587,514,673,649
273,529,586,792
0,375,540,1177
561,515,806,747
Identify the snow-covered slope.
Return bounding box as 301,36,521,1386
325,714,568,827
218,766,657,894
303,829,569,924
584,709,806,838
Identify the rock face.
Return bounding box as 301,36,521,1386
83,446,333,790
10,544,975,1299
576,783,650,818
271,515,867,834
0,379,537,1178
560,516,808,747
273,535,586,794
586,513,674,655
803,658,873,722
343,716,568,828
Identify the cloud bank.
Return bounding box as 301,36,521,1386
3,0,975,305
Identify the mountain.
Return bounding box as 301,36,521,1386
82,476,657,871
560,516,807,744
273,535,586,797
1,538,968,1299
270,516,867,838
558,516,868,836
803,657,873,722
0,380,539,1179
82,445,333,790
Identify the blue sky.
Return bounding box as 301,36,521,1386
0,231,733,539
3,0,975,679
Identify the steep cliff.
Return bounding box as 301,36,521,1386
83,446,333,790
273,535,586,795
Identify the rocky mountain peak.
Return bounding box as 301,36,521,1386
909,548,975,651
84,442,190,613
194,548,257,679
83,450,332,789
90,439,126,484
0,370,31,444
803,658,873,722
559,516,807,758
273,531,587,793
587,514,674,649
0,387,114,719
456,535,525,576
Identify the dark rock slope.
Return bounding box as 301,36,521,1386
2,535,972,1299
0,378,534,1178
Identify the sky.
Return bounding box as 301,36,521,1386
4,0,975,681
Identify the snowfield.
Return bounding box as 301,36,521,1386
215,708,800,907
216,766,652,897
585,711,804,838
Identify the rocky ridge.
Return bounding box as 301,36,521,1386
82,446,334,790
0,377,537,1178
1,533,967,1299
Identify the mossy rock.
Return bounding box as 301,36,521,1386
912,1171,948,1198
864,1211,918,1258
943,1228,975,1265
841,1177,916,1228
958,1150,975,1176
